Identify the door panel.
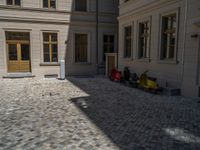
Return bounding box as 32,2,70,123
21,44,30,60
8,44,17,60
7,44,20,72
20,44,30,72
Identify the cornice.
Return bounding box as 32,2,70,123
118,0,182,21
0,16,70,25
0,5,118,18
0,16,118,26
0,5,70,14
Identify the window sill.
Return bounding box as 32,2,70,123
6,5,21,8
74,62,92,65
134,58,151,63
123,57,132,61
157,59,178,64
73,10,88,13
43,8,56,10
40,63,60,66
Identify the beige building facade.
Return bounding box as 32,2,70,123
0,0,118,77
118,0,200,97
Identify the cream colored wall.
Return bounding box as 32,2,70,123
0,21,69,77
118,0,184,88
0,0,118,77
119,0,200,97
181,0,200,97
0,0,72,10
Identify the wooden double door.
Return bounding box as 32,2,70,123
6,32,31,73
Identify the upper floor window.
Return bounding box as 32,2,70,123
43,0,56,9
75,0,87,12
138,20,150,59
124,26,132,58
7,0,21,6
160,13,177,60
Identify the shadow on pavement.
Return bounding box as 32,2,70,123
68,77,200,150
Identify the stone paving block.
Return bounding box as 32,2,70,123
0,77,200,150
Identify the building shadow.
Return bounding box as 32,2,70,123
68,77,200,150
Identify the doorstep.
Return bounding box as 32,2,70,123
3,73,35,79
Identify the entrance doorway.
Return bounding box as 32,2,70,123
6,32,31,73
107,56,115,76
105,53,117,77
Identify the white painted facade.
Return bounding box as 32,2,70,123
0,0,118,77
118,0,200,97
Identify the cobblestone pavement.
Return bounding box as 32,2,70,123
0,77,200,150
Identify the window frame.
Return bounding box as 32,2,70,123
136,17,151,60
6,0,21,7
123,25,132,59
41,31,59,64
42,0,57,9
159,9,179,63
103,34,115,61
74,0,88,12
73,32,90,64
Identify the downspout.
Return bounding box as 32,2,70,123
96,0,99,73
181,0,188,88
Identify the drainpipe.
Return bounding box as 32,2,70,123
96,0,99,74
196,35,200,87
181,0,188,88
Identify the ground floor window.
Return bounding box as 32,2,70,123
43,32,58,63
75,33,88,63
124,26,132,58
75,0,87,11
138,20,150,59
7,0,21,6
161,13,177,60
103,34,114,61
43,0,56,9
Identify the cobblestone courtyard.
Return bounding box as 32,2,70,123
0,77,200,150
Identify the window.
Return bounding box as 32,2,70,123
161,13,177,60
6,0,21,6
43,33,58,63
75,0,87,11
43,0,56,9
138,21,150,59
75,33,88,63
124,26,132,58
6,32,30,41
103,35,115,61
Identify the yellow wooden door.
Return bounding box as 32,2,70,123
7,43,30,72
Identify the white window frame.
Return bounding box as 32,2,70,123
158,9,179,63
40,30,60,65
136,16,151,60
102,33,116,62
5,0,22,7
122,23,133,59
41,0,57,9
